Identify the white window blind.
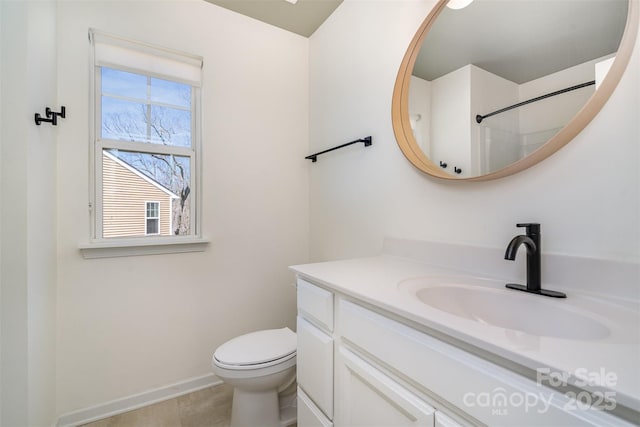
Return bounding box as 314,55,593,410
90,30,202,87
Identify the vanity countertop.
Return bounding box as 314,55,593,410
290,253,640,414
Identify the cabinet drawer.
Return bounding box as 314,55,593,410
298,387,333,427
339,299,630,427
297,278,334,332
336,346,435,426
297,316,334,420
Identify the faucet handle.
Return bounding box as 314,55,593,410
516,223,540,235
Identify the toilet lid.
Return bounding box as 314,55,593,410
214,327,296,366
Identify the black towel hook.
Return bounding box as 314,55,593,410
35,106,66,126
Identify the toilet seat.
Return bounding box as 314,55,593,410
213,327,296,371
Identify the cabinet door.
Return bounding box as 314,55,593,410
298,387,333,427
435,412,463,427
297,316,334,419
336,346,435,427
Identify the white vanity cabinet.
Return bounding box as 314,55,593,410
296,277,465,427
296,275,635,427
296,278,334,426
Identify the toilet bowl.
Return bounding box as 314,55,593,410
212,327,297,427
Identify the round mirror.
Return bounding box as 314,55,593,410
392,0,638,181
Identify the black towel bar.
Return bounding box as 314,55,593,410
305,136,372,162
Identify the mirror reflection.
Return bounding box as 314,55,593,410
409,0,628,177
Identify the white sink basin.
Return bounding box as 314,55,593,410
399,276,611,340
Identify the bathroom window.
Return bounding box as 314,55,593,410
88,30,204,252
145,202,160,235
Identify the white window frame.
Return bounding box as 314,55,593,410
145,201,161,235
81,30,208,259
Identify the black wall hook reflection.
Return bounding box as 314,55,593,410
35,106,66,126
439,161,448,169
454,166,462,174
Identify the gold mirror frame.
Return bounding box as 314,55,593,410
392,0,639,181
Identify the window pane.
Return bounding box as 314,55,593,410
101,68,193,147
102,149,191,238
102,68,147,100
102,97,148,142
146,202,159,218
146,218,159,235
151,77,191,108
150,105,191,147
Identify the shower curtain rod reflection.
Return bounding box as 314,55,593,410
475,80,596,124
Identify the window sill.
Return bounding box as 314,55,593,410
79,237,209,259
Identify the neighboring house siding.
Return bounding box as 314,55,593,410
103,153,175,238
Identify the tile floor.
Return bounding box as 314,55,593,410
81,383,234,427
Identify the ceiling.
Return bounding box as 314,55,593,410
205,0,343,37
203,0,628,82
414,0,628,84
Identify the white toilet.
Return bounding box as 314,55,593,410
212,327,297,427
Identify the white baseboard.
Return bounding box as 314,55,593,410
56,374,221,427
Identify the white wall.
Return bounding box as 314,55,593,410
425,63,521,177
430,65,471,175
308,0,639,264
471,65,520,174
1,1,58,425
408,75,431,153
56,0,308,416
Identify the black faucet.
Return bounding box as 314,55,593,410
504,223,566,298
